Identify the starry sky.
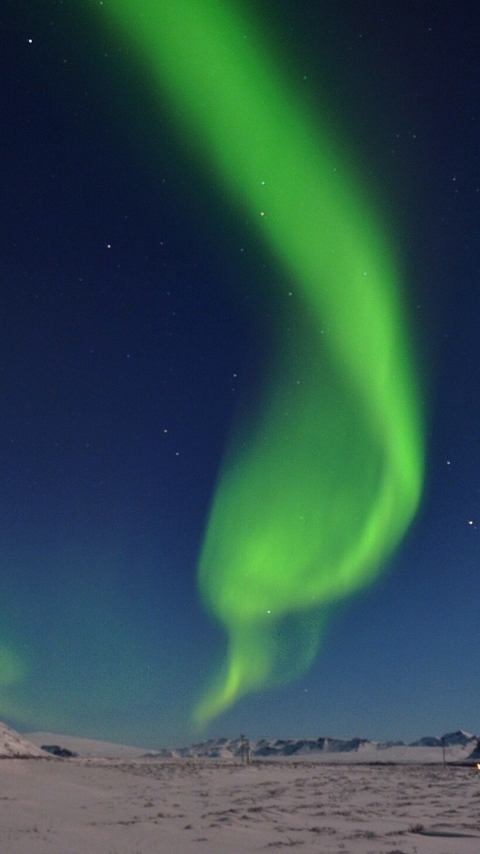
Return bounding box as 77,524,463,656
1,1,479,749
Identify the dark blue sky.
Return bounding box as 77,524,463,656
1,1,479,747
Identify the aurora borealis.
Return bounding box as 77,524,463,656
91,0,424,727
1,2,479,747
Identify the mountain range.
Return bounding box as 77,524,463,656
144,730,480,761
7,725,479,762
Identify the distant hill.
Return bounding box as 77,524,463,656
25,731,150,759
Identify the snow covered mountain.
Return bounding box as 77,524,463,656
411,730,475,747
0,722,49,758
144,731,480,761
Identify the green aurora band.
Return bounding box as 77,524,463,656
92,0,424,726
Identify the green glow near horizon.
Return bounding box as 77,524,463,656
92,0,424,726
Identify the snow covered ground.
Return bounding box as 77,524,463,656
0,724,475,852
1,755,480,853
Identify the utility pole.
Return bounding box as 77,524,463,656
240,734,250,764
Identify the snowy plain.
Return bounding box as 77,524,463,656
0,725,478,853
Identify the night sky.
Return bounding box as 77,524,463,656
1,1,479,748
